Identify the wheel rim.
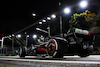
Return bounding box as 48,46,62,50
48,42,56,54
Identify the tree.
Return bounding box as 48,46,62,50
69,10,100,30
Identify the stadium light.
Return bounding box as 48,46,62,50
33,34,37,39
64,7,71,14
51,14,56,18
42,20,46,22
79,1,88,8
12,34,14,36
32,13,36,16
39,22,42,24
47,17,51,20
27,35,29,37
17,34,21,38
9,35,12,37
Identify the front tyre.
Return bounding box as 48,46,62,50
47,39,67,58
19,47,26,57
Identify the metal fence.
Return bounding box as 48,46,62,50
0,47,19,55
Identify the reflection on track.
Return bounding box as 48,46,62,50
0,55,100,64
20,55,100,61
0,55,100,67
0,55,100,61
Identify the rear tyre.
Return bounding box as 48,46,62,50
78,45,93,57
47,39,67,58
78,49,89,57
19,47,26,57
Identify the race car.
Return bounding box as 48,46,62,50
19,27,94,58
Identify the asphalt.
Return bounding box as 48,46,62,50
0,55,100,67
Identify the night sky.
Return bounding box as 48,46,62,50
1,0,57,35
0,0,100,36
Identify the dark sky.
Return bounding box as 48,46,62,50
1,0,58,35
0,0,100,35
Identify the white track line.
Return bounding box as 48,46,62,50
0,57,100,64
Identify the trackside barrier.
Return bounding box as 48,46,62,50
92,47,100,55
0,47,19,56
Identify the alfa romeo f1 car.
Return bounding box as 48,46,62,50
19,28,94,58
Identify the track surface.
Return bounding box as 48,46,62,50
0,55,100,67
0,55,100,64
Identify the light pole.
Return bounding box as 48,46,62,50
47,16,52,38
12,36,14,54
25,32,28,47
59,14,63,36
59,8,71,36
58,0,63,36
10,34,15,54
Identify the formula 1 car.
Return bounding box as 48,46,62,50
19,28,94,58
